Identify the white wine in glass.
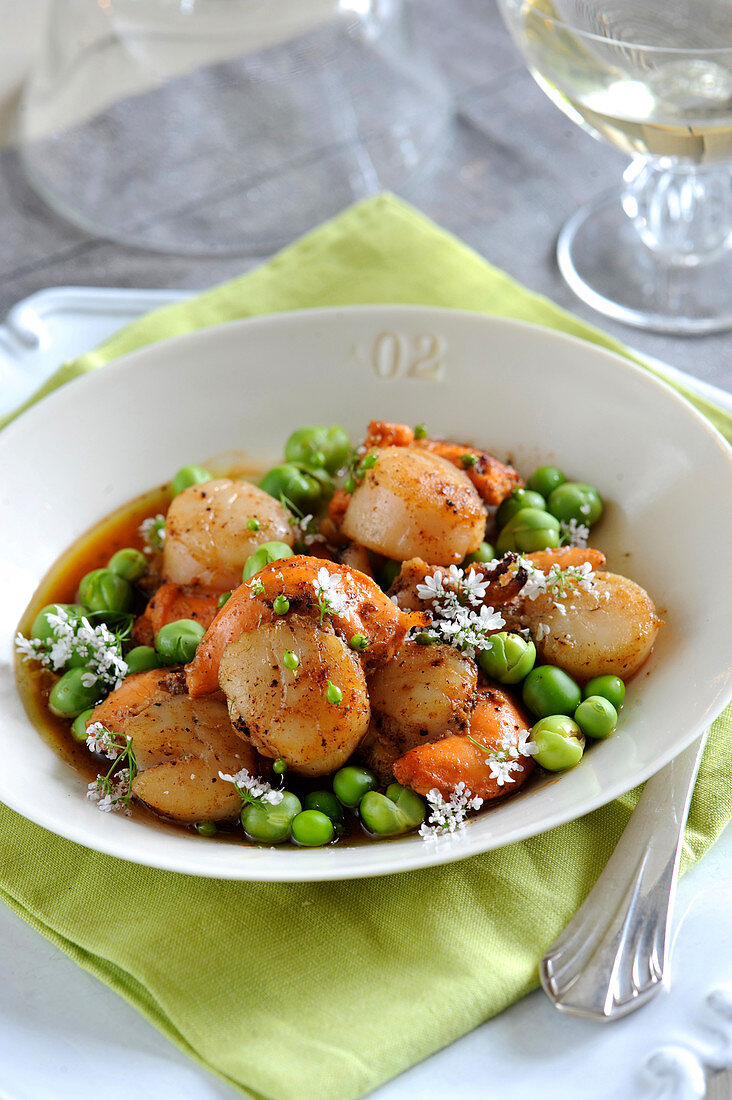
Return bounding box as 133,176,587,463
497,0,732,333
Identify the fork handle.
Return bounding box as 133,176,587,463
540,732,707,1021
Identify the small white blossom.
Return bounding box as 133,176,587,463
559,518,590,548
85,722,121,760
291,513,321,547
512,558,595,601
86,769,131,814
462,569,490,604
487,756,522,786
313,567,347,616
579,503,591,516
475,726,537,787
218,768,284,806
419,783,483,839
535,623,550,642
413,566,505,658
139,514,165,551
416,571,446,602
15,633,42,660
15,607,128,688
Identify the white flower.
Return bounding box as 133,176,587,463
314,567,347,614
560,518,590,548
218,768,283,806
416,571,446,602
515,558,548,600
413,566,506,658
513,557,595,601
15,610,128,689
517,728,538,756
487,757,521,786
139,514,165,550
462,569,489,604
535,623,550,642
86,770,131,814
474,727,537,788
86,722,120,760
419,783,483,839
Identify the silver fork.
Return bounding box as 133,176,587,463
541,732,707,1021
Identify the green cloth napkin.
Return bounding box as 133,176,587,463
2,194,731,1100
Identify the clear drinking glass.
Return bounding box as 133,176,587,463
19,0,447,256
496,0,732,333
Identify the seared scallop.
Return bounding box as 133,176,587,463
340,446,486,565
163,478,293,590
218,614,370,777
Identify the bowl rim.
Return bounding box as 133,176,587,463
3,304,731,881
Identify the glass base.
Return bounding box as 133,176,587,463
557,188,732,335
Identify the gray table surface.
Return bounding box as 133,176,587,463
0,0,729,394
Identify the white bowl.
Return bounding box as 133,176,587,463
1,306,730,881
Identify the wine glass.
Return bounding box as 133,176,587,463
496,0,732,334
19,0,447,257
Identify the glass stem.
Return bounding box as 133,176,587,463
621,156,732,267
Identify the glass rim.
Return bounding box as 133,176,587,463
512,4,732,57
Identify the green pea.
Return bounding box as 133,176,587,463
575,696,618,739
464,541,495,565
496,508,561,554
247,518,261,531
282,649,299,670
79,569,134,614
172,464,211,495
273,595,290,616
241,791,301,844
125,646,163,675
414,423,428,439
48,668,105,718
530,715,585,770
259,464,325,511
155,619,205,665
242,541,293,581
285,425,351,474
359,784,426,836
333,766,377,808
71,708,95,742
303,790,344,824
217,591,232,610
272,758,287,775
496,489,547,529
522,664,581,718
583,675,625,709
349,633,370,651
413,631,440,646
195,821,217,837
324,427,351,471
30,603,84,643
325,680,342,705
461,452,478,468
526,465,566,498
107,548,147,582
291,809,335,847
548,482,603,526
478,632,536,684
378,559,401,590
